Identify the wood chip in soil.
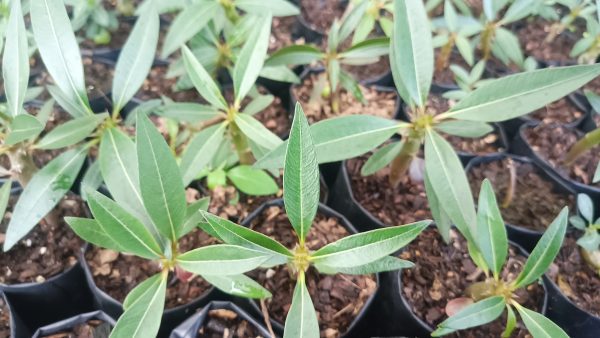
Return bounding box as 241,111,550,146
468,158,575,231
0,298,9,338
400,228,544,338
0,195,84,284
40,319,112,338
527,97,584,125
85,228,216,309
547,235,600,317
293,72,397,123
197,309,260,338
523,124,600,187
517,19,578,64
247,206,376,338
300,0,346,33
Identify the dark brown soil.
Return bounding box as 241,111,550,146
0,195,84,284
300,0,346,33
400,228,544,337
433,50,471,86
247,205,376,338
136,65,201,102
528,98,584,125
342,56,391,82
85,228,216,309
523,124,600,187
79,19,132,51
270,16,300,53
547,235,600,316
518,20,577,64
39,319,112,338
347,156,432,226
293,72,397,123
0,298,9,338
197,308,259,338
584,77,600,94
468,158,575,231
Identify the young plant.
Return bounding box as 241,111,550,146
65,116,272,338
349,0,394,44
570,193,600,273
570,13,600,64
441,61,495,100
546,0,597,42
64,0,118,45
432,179,569,338
201,103,430,337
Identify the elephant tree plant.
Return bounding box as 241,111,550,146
569,193,600,273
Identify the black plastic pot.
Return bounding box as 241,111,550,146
32,310,115,337
289,0,350,45
169,301,271,338
465,154,576,252
239,198,384,338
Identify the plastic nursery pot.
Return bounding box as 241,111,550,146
32,310,116,338
1,262,95,338
570,91,599,133
79,247,220,338
512,123,600,201
288,0,349,45
240,198,383,338
465,154,576,252
169,301,271,338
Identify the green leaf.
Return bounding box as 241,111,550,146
176,245,270,275
4,147,87,251
180,123,227,186
340,37,390,60
391,0,433,107
31,0,91,116
440,64,600,122
159,102,220,123
312,220,429,268
515,304,569,338
283,275,319,338
501,0,535,24
87,190,163,259
202,274,272,299
455,34,474,66
182,45,227,110
234,114,283,151
577,194,594,223
316,256,414,275
432,296,505,336
436,120,494,138
493,28,523,66
265,45,324,67
112,5,159,113
424,129,477,244
0,180,12,221
353,15,375,44
6,114,44,145
594,162,600,183
424,170,452,243
476,179,508,278
65,217,124,252
47,85,88,118
502,305,517,338
3,0,29,117
122,274,162,311
242,95,274,116
36,114,107,149
110,273,166,338
137,116,187,241
585,90,600,114
284,103,320,242
161,1,218,58
235,0,299,16
339,71,366,104
514,207,568,288
338,0,369,42
361,141,403,176
227,165,279,196
233,14,272,103
180,197,210,237
259,65,301,84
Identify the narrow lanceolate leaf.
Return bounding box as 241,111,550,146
123,274,163,311
36,114,107,149
233,13,272,103
477,179,508,277
424,170,452,243
202,274,272,299
112,5,159,113
159,103,220,123
0,180,12,220
514,304,569,338
47,85,87,118
182,46,227,110
87,190,163,259
176,245,270,276
392,0,433,107
338,0,369,42
180,197,210,237
265,45,324,67
283,274,319,338
227,165,279,196
6,114,44,145
137,116,187,241
180,123,226,186
340,37,390,60
284,103,320,242
235,0,299,16
424,129,477,244
361,141,403,176
514,207,568,289
312,221,430,268
431,296,505,336
234,114,283,151
31,0,91,116
110,273,166,338
161,1,218,58
3,0,29,117
65,217,124,252
439,64,600,122
4,147,87,251
435,120,494,138
80,161,103,200
242,95,274,116
316,256,414,275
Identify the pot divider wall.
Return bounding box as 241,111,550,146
32,310,115,338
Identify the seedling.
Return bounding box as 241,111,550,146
570,193,600,273
441,60,494,100
65,116,272,338
432,179,569,338
570,13,600,64
200,103,429,337
349,0,393,44
545,0,597,43
65,0,118,45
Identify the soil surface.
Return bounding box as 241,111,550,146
247,205,377,338
400,228,544,337
342,56,391,83
300,0,346,33
197,308,259,338
293,72,397,123
0,195,84,284
39,319,112,338
517,20,577,64
433,50,471,86
347,156,432,226
527,98,584,125
85,228,215,309
270,16,301,53
523,124,600,187
136,65,200,102
0,298,9,338
468,158,575,231
547,235,600,316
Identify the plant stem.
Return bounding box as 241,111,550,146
436,36,455,72
389,132,422,186
229,121,254,165
7,147,37,187
501,158,516,209
220,0,240,23
480,23,495,61
565,127,600,165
